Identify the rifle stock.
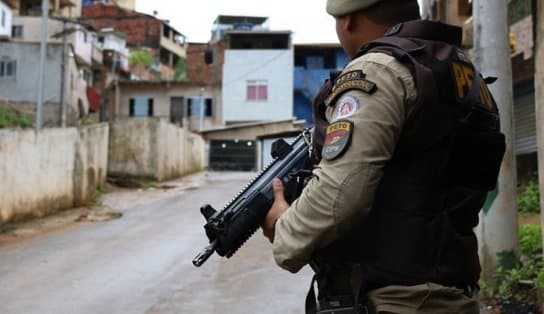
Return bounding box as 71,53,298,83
193,129,313,267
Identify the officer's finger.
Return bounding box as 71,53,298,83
272,178,285,200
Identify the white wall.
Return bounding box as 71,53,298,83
222,49,294,123
108,118,205,181
103,33,126,53
73,27,92,65
11,16,64,43
0,124,110,224
0,1,12,38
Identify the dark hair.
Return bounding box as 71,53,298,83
363,0,421,26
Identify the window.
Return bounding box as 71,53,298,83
247,80,268,101
1,10,5,28
129,98,154,117
186,97,214,117
0,58,16,78
11,25,23,38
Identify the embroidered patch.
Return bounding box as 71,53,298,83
334,70,366,85
322,120,354,161
335,95,360,120
325,78,377,107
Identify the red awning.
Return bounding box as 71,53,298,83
86,86,100,112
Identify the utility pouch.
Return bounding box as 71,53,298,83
447,122,506,192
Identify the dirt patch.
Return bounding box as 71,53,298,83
75,211,123,223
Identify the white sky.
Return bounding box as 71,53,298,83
135,0,338,44
135,0,424,44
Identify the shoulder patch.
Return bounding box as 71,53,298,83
334,95,360,121
325,72,377,107
322,120,354,161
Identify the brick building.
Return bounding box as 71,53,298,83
82,2,187,81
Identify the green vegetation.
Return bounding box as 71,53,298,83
0,106,33,129
174,57,188,82
129,50,154,67
482,225,544,312
517,179,541,214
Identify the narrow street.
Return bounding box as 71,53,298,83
0,172,312,314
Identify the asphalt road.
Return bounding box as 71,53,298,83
0,172,313,314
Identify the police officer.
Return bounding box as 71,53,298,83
262,0,505,313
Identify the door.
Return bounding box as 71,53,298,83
170,96,184,126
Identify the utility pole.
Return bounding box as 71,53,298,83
199,87,205,132
473,0,518,280
536,0,544,283
59,19,67,127
36,0,49,130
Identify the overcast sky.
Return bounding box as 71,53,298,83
135,1,424,44
135,0,339,44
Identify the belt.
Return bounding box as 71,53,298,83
454,284,479,298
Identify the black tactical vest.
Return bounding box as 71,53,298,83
313,20,506,292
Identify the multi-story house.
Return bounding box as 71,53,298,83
82,2,187,82
0,0,97,126
0,0,13,40
294,44,348,125
220,15,294,124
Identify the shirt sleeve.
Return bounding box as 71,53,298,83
272,53,417,273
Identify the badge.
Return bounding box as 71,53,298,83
322,120,354,161
335,95,360,120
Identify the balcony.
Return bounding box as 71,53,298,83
159,36,186,58
14,0,75,17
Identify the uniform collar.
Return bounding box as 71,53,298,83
384,20,462,47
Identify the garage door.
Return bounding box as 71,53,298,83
209,140,257,171
514,81,536,155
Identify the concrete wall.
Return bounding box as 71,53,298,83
0,124,109,224
222,49,294,123
11,16,64,43
109,118,205,181
0,42,62,103
0,42,89,123
73,124,109,206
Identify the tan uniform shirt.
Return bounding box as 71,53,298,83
272,52,418,273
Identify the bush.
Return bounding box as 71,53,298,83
482,225,544,313
0,106,33,129
520,224,542,255
517,179,540,214
129,50,153,67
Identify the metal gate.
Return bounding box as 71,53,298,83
514,81,536,155
209,140,257,171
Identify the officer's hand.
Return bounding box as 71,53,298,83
262,178,289,243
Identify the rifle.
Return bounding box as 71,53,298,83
193,129,314,267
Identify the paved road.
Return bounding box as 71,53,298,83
0,172,312,314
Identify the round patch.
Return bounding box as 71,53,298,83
335,95,360,120
322,120,354,161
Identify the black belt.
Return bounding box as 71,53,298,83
454,284,479,298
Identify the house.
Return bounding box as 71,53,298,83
1,0,98,125
0,0,13,40
294,43,348,126
82,2,187,82
117,80,222,132
220,15,294,125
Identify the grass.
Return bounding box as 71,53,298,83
0,106,33,129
